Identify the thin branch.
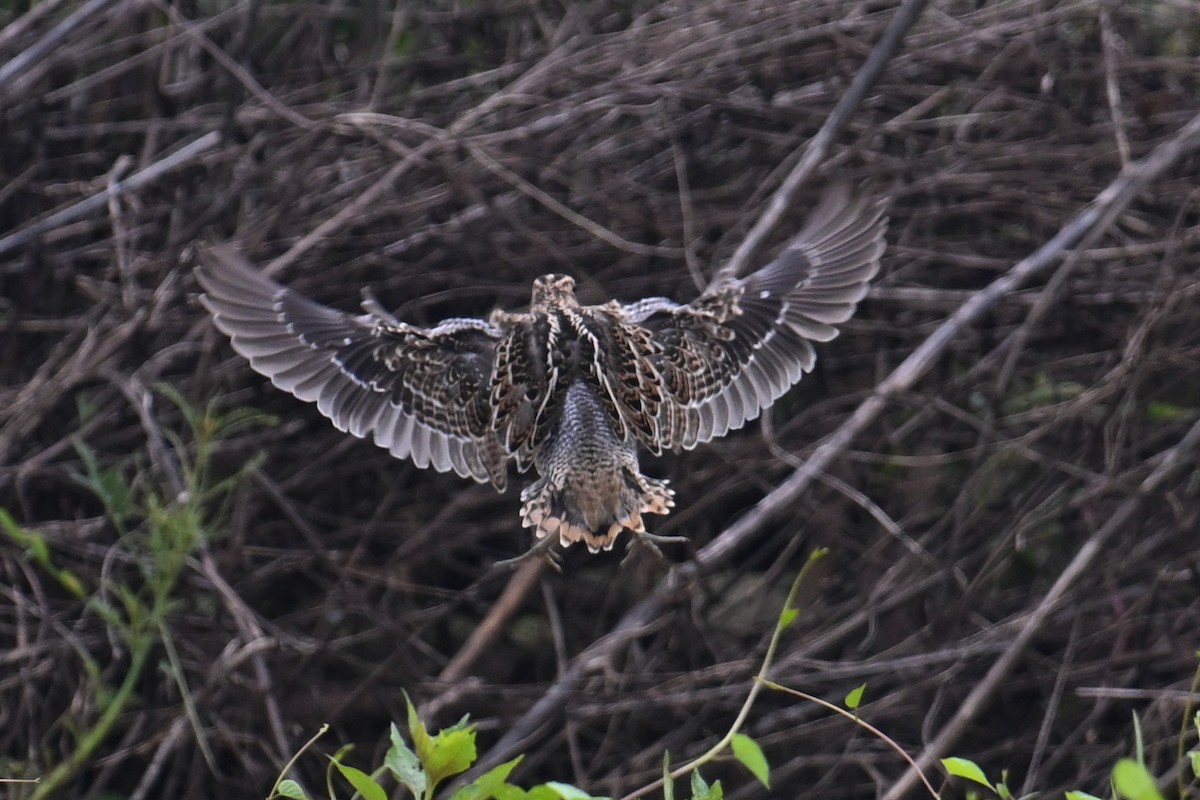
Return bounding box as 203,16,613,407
0,131,222,259
433,558,546,684
713,0,930,284
0,0,121,92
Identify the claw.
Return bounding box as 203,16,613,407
494,533,559,569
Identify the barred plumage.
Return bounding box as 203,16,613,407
197,185,887,556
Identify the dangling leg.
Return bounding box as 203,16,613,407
493,533,561,570
617,474,686,559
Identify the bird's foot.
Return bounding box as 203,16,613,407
493,533,562,570
622,529,689,564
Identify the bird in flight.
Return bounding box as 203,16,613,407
197,186,886,559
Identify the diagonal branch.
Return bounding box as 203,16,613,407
0,131,222,259
713,0,930,284
466,102,1200,784
882,411,1200,800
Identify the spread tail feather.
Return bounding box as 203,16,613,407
519,474,675,553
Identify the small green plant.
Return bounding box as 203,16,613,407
941,757,1014,799
1188,709,1200,787
1,386,272,799
269,554,847,800
943,664,1200,800
659,755,722,800
942,754,1170,800
268,696,608,800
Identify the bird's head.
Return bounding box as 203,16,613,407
530,273,578,312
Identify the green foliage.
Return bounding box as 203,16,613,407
730,734,769,789
1112,759,1164,800
256,546,1200,800
778,605,798,630
687,772,723,800
331,760,388,800
941,757,993,791
1,387,270,799
276,780,307,799
0,509,86,599
844,683,866,711
940,758,1015,799
387,722,427,797
1190,710,1200,780
407,697,477,791
661,754,722,800
270,702,607,800
945,691,1200,800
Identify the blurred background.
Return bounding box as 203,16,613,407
1,1,1199,798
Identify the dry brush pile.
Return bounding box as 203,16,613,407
1,1,1199,799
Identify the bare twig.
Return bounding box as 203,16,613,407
433,558,546,684
0,132,221,259
1099,5,1130,167
713,0,930,283
0,0,121,92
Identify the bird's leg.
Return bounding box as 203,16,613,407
621,528,688,565
613,473,685,562
494,534,562,570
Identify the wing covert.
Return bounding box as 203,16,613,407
629,185,887,450
196,245,508,488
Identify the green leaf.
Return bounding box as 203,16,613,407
451,756,523,800
691,771,723,800
844,683,866,710
56,569,86,599
1112,759,1164,800
331,761,388,800
426,726,477,785
406,693,429,742
1065,791,1105,800
1189,750,1199,779
72,438,135,529
941,757,991,789
406,694,477,787
662,752,674,800
0,509,88,599
275,779,308,799
778,607,798,630
996,769,1012,799
539,782,606,799
386,722,426,798
445,714,474,733
525,786,607,800
731,733,769,788
491,787,528,800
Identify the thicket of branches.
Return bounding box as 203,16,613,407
1,1,1198,799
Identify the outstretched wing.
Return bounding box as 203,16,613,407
625,185,887,451
196,245,508,488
